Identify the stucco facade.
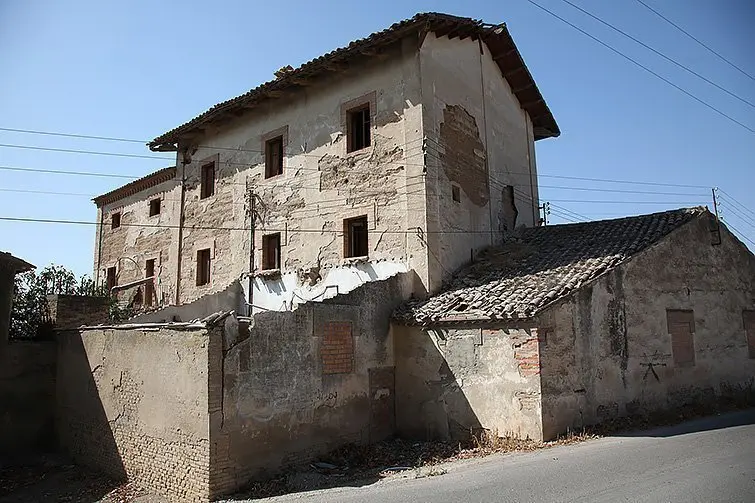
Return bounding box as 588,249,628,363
93,14,557,314
396,211,755,441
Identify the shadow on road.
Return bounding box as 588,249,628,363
615,408,755,438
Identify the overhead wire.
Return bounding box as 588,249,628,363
633,0,755,83
523,0,755,134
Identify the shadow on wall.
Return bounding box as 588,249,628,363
395,327,483,441
55,331,126,485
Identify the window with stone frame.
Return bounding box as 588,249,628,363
200,161,215,199
347,104,371,152
265,136,284,178
344,215,368,258
106,266,117,291
667,310,696,367
111,212,121,229
149,198,161,217
196,248,211,286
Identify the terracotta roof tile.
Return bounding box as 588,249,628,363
396,207,708,325
148,12,559,151
93,166,176,207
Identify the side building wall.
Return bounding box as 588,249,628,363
394,324,544,442
538,215,755,439
56,326,213,502
419,33,539,293
208,274,413,497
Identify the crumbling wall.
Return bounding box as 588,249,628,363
538,215,755,439
56,326,213,502
96,178,180,307
174,40,428,306
208,273,412,497
419,33,539,292
394,324,544,442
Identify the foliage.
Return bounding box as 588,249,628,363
10,264,108,340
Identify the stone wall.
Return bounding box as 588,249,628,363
56,326,213,502
0,340,56,453
538,215,755,439
208,273,412,498
394,324,544,442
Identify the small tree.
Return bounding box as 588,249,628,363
10,264,108,339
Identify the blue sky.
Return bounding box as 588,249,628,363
1,0,753,277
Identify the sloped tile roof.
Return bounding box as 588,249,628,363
396,207,708,325
0,251,35,273
148,12,559,151
93,166,176,207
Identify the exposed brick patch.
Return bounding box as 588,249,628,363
513,336,540,377
321,322,354,375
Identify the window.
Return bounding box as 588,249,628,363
200,162,215,199
106,267,117,291
111,212,121,229
667,310,695,367
452,185,461,203
196,248,211,286
744,311,755,359
262,233,281,270
344,216,368,258
149,198,161,217
145,259,156,307
347,104,371,152
265,136,284,178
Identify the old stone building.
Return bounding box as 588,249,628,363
93,12,559,313
394,207,755,441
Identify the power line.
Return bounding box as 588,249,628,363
0,165,140,180
523,0,755,134
633,0,755,83
0,127,147,144
556,0,755,109
718,189,755,220
721,218,755,248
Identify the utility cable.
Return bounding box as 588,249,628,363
523,0,755,134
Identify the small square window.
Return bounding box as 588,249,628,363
106,266,117,291
196,248,211,286
200,162,215,199
111,212,121,229
265,136,284,178
262,233,281,270
149,198,161,217
347,104,371,153
452,185,461,203
344,216,368,258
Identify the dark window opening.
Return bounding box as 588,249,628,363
200,162,215,199
149,198,161,217
347,105,371,153
344,216,369,258
106,267,117,291
265,136,284,178
262,233,281,270
145,259,156,307
196,248,211,286
452,185,461,203
111,212,121,229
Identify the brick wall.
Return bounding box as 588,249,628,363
321,321,354,374
47,294,109,330
56,327,211,502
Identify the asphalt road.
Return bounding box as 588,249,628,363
255,409,755,503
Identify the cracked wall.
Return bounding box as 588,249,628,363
172,39,428,308
394,324,544,442
95,178,180,306
538,215,755,439
56,326,213,502
419,33,540,293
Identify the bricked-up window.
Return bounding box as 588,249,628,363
149,198,161,217
262,233,281,270
344,215,368,258
667,310,695,367
145,259,156,307
321,321,354,374
265,136,284,178
200,162,215,199
111,212,121,229
347,104,371,153
106,267,117,291
196,248,211,286
452,185,461,203
744,310,755,359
